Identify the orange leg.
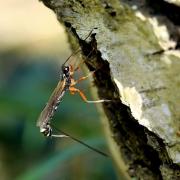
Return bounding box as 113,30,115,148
74,66,80,72
69,67,110,103
71,71,95,86
69,87,88,102
74,60,85,72
69,86,110,103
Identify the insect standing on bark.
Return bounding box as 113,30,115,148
36,29,109,157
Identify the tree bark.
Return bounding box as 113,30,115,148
40,0,180,179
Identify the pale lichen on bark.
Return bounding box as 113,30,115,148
41,0,180,179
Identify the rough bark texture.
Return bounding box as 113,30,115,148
40,0,180,179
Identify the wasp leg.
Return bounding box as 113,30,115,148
69,87,110,103
74,66,80,72
51,134,69,138
71,71,95,86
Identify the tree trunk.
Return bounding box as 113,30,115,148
40,0,180,179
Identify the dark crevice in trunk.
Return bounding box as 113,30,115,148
146,0,180,26
75,32,175,179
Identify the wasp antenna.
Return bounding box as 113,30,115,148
62,28,97,66
51,125,109,157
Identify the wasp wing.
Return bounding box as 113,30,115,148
37,79,66,128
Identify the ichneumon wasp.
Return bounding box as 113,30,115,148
37,28,109,157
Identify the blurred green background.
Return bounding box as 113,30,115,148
0,1,116,180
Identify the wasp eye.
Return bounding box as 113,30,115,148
63,66,69,74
